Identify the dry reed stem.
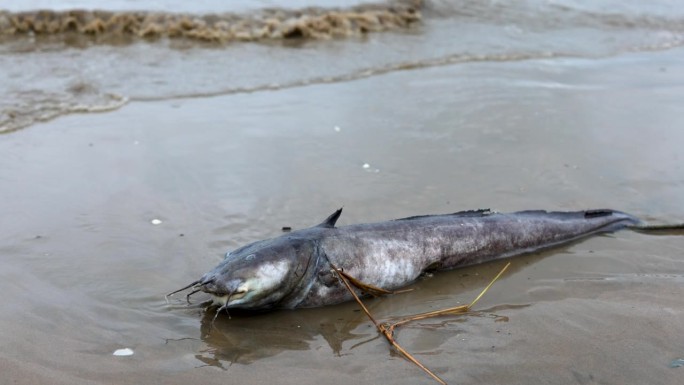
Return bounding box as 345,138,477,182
387,262,511,333
337,268,413,296
333,262,511,385
333,267,447,385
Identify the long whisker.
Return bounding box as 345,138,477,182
185,289,202,304
222,303,232,320
211,290,234,326
212,304,227,325
165,280,200,303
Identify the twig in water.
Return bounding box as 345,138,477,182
333,262,511,385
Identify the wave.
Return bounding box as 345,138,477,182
0,0,422,43
0,87,127,134
3,0,684,134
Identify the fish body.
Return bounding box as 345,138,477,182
188,208,641,310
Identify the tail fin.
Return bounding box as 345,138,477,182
628,222,684,234
592,210,684,234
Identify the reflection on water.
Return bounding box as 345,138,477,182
198,307,361,364
192,255,543,367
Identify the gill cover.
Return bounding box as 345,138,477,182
199,235,318,309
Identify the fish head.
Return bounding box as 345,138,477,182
198,236,315,309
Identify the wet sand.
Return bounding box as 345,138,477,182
1,32,684,385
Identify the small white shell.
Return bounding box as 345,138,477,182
113,348,134,356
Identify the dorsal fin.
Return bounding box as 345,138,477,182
396,208,492,221
584,209,613,218
318,208,343,228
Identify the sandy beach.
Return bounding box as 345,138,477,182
1,1,683,384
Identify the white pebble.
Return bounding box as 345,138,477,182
113,348,134,356
362,163,380,173
151,219,162,225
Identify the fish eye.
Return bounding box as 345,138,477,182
245,254,256,261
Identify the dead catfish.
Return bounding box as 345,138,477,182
168,208,682,311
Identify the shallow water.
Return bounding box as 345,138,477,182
1,1,684,384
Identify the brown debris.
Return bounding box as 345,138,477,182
0,0,423,43
333,262,511,385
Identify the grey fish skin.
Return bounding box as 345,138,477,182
195,209,640,310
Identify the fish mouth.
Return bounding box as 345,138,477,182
165,278,247,305
206,289,248,306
